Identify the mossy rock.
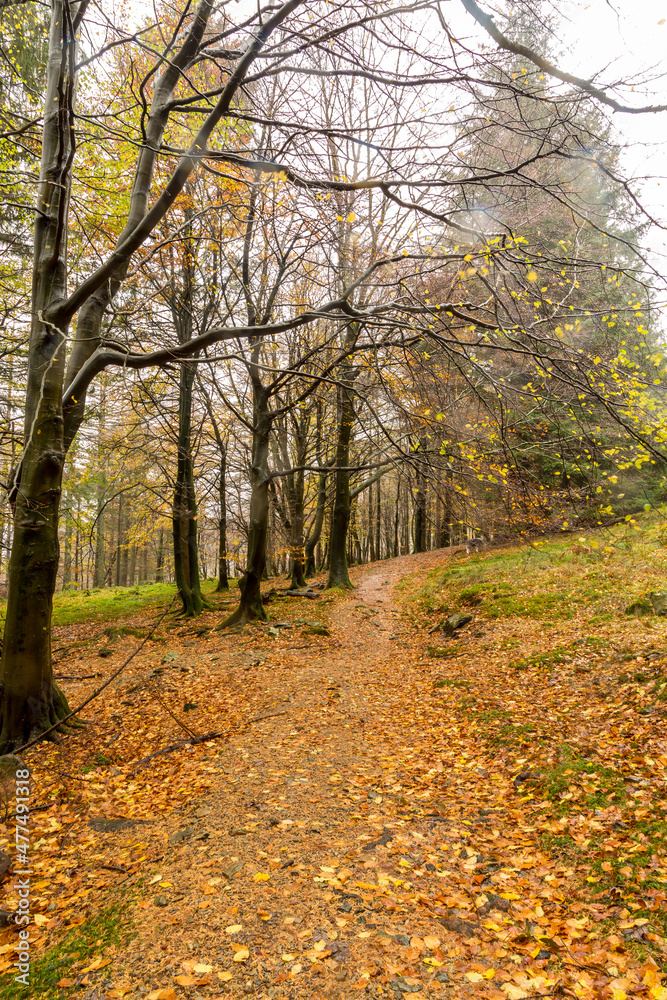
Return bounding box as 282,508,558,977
625,599,652,617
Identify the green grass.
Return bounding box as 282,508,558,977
0,578,233,630
0,904,134,999
412,511,667,625
537,747,626,815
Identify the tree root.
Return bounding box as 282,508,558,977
217,602,268,630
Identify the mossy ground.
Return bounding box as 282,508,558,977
0,904,134,999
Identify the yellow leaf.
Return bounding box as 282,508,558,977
424,957,444,967
253,872,270,882
424,935,440,949
466,972,484,982
193,964,212,974
347,212,356,223
225,924,242,933
232,947,249,962
502,986,529,1000
175,976,197,986
217,971,233,982
146,991,176,1000
282,954,297,962
33,914,49,926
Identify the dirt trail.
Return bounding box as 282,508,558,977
6,546,666,1000
102,550,459,999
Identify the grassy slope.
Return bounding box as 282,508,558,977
0,578,232,631
402,511,667,969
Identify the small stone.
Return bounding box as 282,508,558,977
168,825,195,845
442,612,473,637
154,895,168,907
230,826,251,836
223,861,244,879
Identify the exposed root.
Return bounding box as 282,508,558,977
217,602,267,630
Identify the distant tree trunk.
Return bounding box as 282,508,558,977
305,469,328,576
216,446,229,591
173,359,206,616
119,505,129,587
414,466,427,554
63,507,73,588
155,524,165,583
222,376,270,626
327,341,357,589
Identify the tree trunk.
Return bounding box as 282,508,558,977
155,524,165,583
414,466,427,554
173,360,205,616
216,447,229,591
305,469,328,576
327,350,356,589
63,506,73,588
222,382,270,626
0,0,77,750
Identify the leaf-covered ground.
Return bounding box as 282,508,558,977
1,520,667,1000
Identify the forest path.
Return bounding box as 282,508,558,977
5,545,667,1000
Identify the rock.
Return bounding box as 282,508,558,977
89,817,146,832
229,826,251,836
0,755,29,785
0,910,14,927
434,970,451,983
478,892,511,914
305,625,330,636
161,651,180,663
153,895,168,907
222,861,244,879
389,978,424,994
168,825,195,845
650,592,667,616
442,612,473,637
0,851,10,880
625,599,652,616
438,914,477,938
393,934,410,946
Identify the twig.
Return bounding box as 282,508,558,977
54,674,100,681
16,598,177,754
129,710,288,774
146,679,198,740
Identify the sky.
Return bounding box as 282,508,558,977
120,0,667,276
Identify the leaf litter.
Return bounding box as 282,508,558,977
0,538,666,1000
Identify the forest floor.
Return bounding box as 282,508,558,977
1,520,667,1000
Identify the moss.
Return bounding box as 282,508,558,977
0,903,135,999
